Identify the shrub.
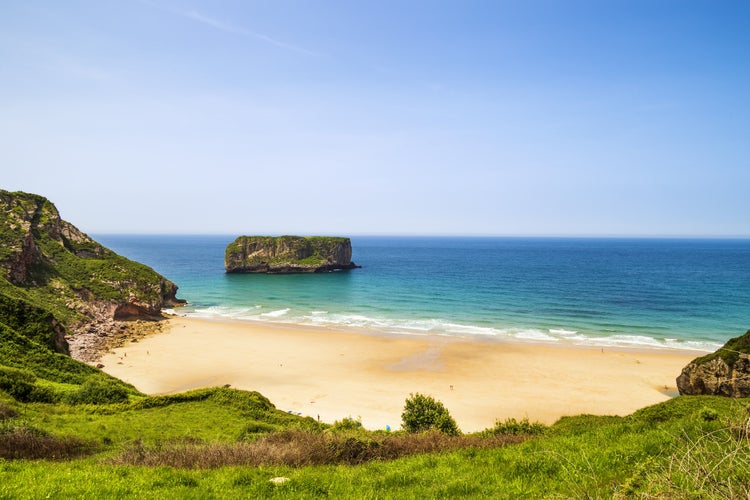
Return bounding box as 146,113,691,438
68,377,129,405
401,393,460,436
330,417,363,433
483,417,547,436
0,365,36,402
27,384,57,403
0,365,60,403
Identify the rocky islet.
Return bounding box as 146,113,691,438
224,235,360,274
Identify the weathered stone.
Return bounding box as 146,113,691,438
225,235,361,274
0,189,186,362
677,329,750,397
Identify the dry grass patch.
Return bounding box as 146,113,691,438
0,424,98,460
0,402,17,421
112,430,526,469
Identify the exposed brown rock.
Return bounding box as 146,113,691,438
677,329,750,397
0,189,185,362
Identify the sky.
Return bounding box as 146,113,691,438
1,0,749,236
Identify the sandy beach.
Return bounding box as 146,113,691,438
100,316,702,432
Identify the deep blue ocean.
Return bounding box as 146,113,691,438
94,235,750,352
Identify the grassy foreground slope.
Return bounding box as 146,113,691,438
1,388,748,498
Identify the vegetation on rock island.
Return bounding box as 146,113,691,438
225,235,360,273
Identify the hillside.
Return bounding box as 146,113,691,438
1,387,748,497
0,190,184,363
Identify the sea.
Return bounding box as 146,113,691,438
94,235,750,352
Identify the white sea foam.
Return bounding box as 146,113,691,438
549,328,578,336
260,308,290,318
514,329,559,342
180,306,720,352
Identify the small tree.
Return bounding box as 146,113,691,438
401,393,460,436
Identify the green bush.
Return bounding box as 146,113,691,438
330,417,363,433
483,417,547,436
28,384,57,403
0,365,36,402
0,365,59,403
68,377,129,405
401,393,460,436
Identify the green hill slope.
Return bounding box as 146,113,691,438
0,190,184,367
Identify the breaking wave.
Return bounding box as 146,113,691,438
179,305,720,352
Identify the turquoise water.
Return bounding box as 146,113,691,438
95,235,750,351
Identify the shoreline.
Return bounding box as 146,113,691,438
174,313,710,356
100,316,703,432
169,308,722,354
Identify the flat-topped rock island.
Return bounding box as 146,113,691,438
224,235,361,274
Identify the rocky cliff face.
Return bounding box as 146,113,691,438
0,190,184,360
225,236,360,273
676,329,750,397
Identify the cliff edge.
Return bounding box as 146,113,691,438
225,235,360,274
676,329,750,397
0,190,185,361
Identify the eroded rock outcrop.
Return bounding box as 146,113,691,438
225,236,360,273
676,329,750,397
0,190,185,360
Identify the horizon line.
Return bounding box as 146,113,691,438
89,232,750,240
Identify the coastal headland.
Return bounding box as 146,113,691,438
100,316,700,432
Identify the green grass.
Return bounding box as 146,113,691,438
1,385,748,498
13,387,321,448
694,328,750,366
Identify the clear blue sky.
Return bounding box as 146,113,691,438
2,1,748,236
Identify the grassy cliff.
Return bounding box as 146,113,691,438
0,190,184,363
